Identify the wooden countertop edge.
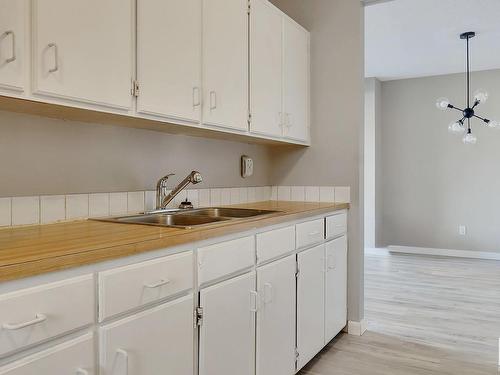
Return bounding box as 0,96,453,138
0,202,349,282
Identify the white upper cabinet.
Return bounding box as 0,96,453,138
0,0,25,94
325,236,348,343
283,17,309,142
100,295,194,375
136,0,202,124
202,0,249,131
32,0,134,111
250,0,283,138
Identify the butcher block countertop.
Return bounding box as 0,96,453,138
0,201,349,282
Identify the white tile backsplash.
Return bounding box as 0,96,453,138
66,194,89,220
291,186,305,202
198,189,211,207
145,191,156,211
40,195,66,224
277,186,291,201
12,196,40,226
89,193,109,217
320,186,335,203
0,198,12,227
335,186,351,203
0,185,349,228
109,192,128,215
128,191,145,213
305,186,320,202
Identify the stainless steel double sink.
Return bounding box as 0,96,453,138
95,207,281,229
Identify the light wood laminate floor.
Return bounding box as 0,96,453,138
300,249,500,375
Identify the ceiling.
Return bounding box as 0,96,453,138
365,0,500,81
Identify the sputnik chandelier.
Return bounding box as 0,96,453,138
436,31,499,144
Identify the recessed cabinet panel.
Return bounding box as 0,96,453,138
32,0,134,110
297,244,325,370
0,334,95,375
199,272,256,375
325,236,347,343
256,255,296,375
0,0,25,93
202,0,248,131
100,295,194,375
283,17,309,142
250,0,283,137
137,0,201,123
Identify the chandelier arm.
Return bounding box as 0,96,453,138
448,104,464,112
473,114,490,124
467,118,471,132
471,100,480,109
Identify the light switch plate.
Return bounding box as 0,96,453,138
241,155,254,178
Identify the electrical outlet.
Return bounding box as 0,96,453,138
459,225,467,236
241,155,254,178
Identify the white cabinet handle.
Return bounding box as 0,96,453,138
116,349,129,375
2,313,47,330
285,113,292,128
76,369,89,375
2,30,16,63
48,43,58,73
209,91,217,110
144,278,170,288
193,87,201,107
249,290,259,312
327,255,336,270
263,282,273,304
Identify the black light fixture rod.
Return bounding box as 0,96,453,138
466,34,470,109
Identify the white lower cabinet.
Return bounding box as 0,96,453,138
256,255,296,375
325,236,348,343
99,294,194,375
199,272,256,375
0,333,94,375
296,244,325,370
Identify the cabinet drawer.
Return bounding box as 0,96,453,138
326,212,347,239
198,236,255,285
0,333,95,374
256,226,295,263
296,219,324,249
99,252,193,320
0,275,94,357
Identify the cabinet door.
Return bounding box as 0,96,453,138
297,244,325,370
250,0,283,138
283,18,309,142
32,0,134,110
100,295,194,375
199,272,256,375
256,255,296,375
202,0,248,131
0,0,25,94
137,0,201,124
325,236,347,343
0,333,94,375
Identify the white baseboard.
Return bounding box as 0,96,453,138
388,246,500,261
347,319,367,336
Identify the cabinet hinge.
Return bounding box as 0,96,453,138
131,80,140,97
295,262,300,278
295,348,300,362
247,0,251,14
248,112,252,125
195,306,204,327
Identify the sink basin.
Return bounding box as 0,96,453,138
100,213,230,229
184,207,280,219
94,207,280,229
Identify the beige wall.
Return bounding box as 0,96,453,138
0,110,272,197
270,0,365,322
381,69,500,253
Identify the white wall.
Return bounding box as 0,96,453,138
364,78,382,248
381,69,500,253
270,0,365,323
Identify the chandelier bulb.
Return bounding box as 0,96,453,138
436,97,451,110
473,89,488,104
462,130,477,145
448,121,465,134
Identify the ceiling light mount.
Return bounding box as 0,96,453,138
436,31,498,144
